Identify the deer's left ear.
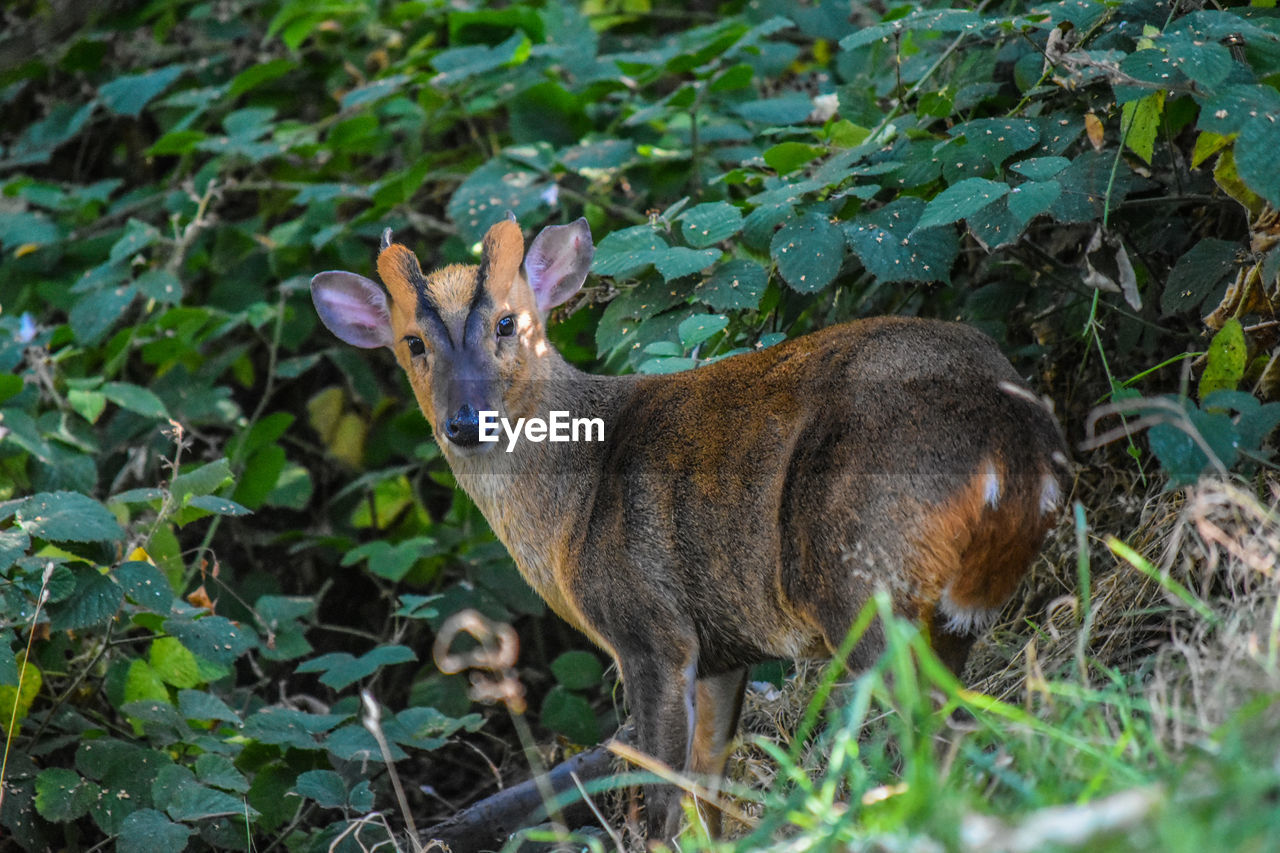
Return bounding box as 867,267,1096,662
524,218,595,314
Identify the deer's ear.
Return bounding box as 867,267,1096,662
311,271,394,349
524,218,595,314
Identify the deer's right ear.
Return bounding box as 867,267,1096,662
311,271,394,349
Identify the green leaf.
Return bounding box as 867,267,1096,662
846,198,958,284
68,388,107,424
551,651,603,690
541,685,599,745
69,283,137,346
680,202,743,249
109,218,163,264
166,777,253,821
654,247,720,281
150,636,204,689
592,226,669,278
35,767,99,822
177,688,241,723
1006,180,1062,226
99,65,187,116
118,809,193,853
228,58,296,96
163,615,255,666
764,141,826,175
1161,238,1240,315
696,259,767,311
324,722,407,761
678,314,728,348
1234,119,1280,208
1120,91,1164,165
296,645,417,691
916,178,1010,229
771,211,844,293
124,659,171,705
1198,319,1246,401
343,537,439,582
49,566,124,631
1147,403,1238,486
101,382,170,419
185,495,252,516
242,707,344,750
116,560,175,611
1009,156,1070,181
295,769,347,808
195,753,248,793
734,94,814,125
170,458,232,503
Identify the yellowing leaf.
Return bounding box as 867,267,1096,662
1121,90,1164,165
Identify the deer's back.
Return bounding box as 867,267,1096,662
567,316,1065,674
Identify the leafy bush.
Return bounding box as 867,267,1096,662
1,0,1278,849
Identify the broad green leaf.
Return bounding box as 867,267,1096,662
733,94,814,125
228,57,296,96
592,226,669,278
295,644,417,690
49,566,123,631
295,769,347,808
69,283,137,346
541,685,599,745
242,707,345,750
124,659,171,705
185,495,251,516
163,615,255,666
99,65,187,116
696,259,767,310
1007,180,1062,226
680,202,743,248
35,768,99,822
116,560,175,611
195,754,249,794
68,388,107,424
551,650,604,690
166,778,254,821
324,722,407,761
101,382,170,419
1161,238,1240,315
771,211,843,292
1234,119,1280,208
170,458,232,503
150,636,203,689
764,141,826,175
1120,91,1164,165
654,247,720,281
1009,156,1070,181
109,218,162,264
845,198,958,284
118,809,192,853
1198,319,1246,401
916,178,1010,229
177,688,241,724
678,314,728,348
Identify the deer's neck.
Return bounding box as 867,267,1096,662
441,353,635,641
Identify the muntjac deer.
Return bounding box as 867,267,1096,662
311,217,1068,843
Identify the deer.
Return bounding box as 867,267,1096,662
310,216,1069,845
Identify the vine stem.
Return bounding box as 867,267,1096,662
0,562,55,812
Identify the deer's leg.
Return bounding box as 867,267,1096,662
621,645,698,846
688,668,747,838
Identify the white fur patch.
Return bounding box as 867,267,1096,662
939,587,1002,636
982,460,1001,509
1039,473,1061,515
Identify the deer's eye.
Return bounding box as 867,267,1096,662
496,315,516,338
405,336,426,356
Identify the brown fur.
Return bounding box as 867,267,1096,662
313,222,1069,845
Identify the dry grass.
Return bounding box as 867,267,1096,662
714,468,1280,845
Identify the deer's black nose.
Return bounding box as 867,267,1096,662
444,404,481,447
